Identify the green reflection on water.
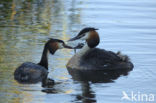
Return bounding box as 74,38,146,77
0,0,82,103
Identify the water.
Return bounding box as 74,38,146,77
0,0,156,103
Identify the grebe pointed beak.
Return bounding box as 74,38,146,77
63,43,73,49
63,42,84,49
68,35,82,41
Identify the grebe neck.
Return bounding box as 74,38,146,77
38,45,49,69
76,44,90,56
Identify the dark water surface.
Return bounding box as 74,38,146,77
0,0,156,103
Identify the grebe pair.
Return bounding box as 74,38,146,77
14,27,133,86
14,38,74,86
67,27,133,70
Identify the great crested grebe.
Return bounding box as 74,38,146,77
14,38,73,86
66,27,133,70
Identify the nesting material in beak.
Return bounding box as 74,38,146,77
73,43,85,53
73,43,84,49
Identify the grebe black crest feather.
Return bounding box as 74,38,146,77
77,27,98,36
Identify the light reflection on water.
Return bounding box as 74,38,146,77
0,0,156,103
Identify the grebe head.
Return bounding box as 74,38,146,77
38,38,72,69
69,27,100,48
47,38,72,54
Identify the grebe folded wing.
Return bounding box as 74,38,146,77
81,48,121,66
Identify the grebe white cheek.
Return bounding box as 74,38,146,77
81,32,90,40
